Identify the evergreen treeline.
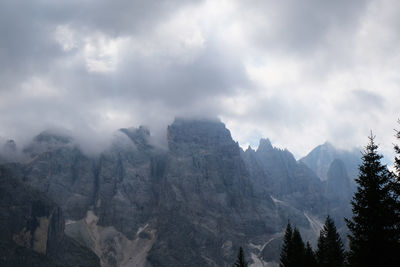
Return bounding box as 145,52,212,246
278,124,400,267
279,217,345,267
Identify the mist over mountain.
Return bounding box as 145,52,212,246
300,141,361,188
0,118,359,266
1,0,399,265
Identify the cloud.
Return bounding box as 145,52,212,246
0,0,399,161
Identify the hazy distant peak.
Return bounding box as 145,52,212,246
3,139,17,152
257,138,273,152
117,126,152,150
0,139,19,162
119,126,150,139
33,130,73,145
320,141,335,151
322,141,333,147
246,145,255,153
22,129,75,157
301,141,361,182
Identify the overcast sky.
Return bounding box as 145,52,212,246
1,0,399,159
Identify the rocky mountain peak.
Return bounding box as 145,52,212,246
33,130,73,145
257,138,273,152
167,118,235,153
321,141,335,150
245,145,255,153
300,141,339,181
23,130,75,157
301,142,361,183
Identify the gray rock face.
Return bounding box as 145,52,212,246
0,119,355,266
323,159,353,229
293,142,355,227
0,166,100,267
326,159,351,201
148,118,279,266
300,142,360,228
242,138,327,214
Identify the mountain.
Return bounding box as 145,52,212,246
300,142,361,229
326,159,352,201
0,139,19,163
0,119,354,266
242,138,327,214
300,142,361,182
0,165,100,267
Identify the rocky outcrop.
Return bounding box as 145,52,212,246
0,166,100,267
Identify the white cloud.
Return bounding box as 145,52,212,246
55,25,78,51
0,0,399,161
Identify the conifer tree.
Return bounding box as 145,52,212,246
291,228,305,265
393,122,400,209
279,222,308,267
346,134,400,266
304,242,317,267
233,247,247,267
395,121,400,175
316,216,345,267
279,222,293,267
391,123,400,255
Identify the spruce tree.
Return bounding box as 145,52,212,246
393,122,400,211
304,242,317,267
279,222,312,267
391,123,400,256
233,247,247,267
345,134,400,266
316,216,345,267
291,228,305,265
279,222,293,267
279,222,309,267
395,121,400,175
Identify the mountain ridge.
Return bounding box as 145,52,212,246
0,118,357,266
